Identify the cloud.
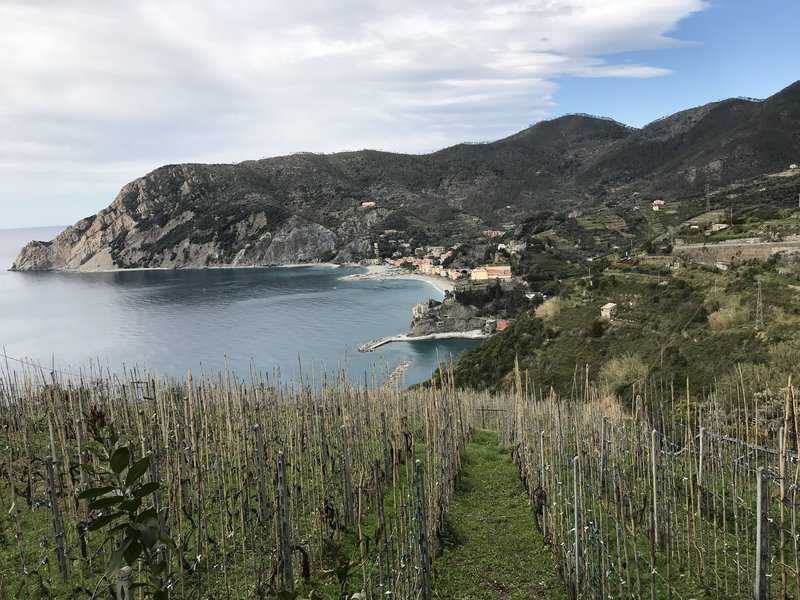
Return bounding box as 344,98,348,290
0,0,706,226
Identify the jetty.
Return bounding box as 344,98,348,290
358,329,489,352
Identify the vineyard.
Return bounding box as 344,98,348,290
1,363,798,599
502,369,800,600
0,366,492,599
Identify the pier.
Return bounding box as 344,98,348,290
358,329,489,352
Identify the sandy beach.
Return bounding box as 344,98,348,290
340,263,454,295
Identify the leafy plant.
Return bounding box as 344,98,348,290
79,407,173,599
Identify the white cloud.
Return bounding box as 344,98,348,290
0,0,706,227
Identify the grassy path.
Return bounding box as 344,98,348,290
432,430,567,600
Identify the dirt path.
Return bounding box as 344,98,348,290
432,430,567,600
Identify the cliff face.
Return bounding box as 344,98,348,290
13,81,800,272
12,164,360,271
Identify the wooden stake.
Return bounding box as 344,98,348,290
754,466,769,600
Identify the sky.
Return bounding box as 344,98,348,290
1,0,798,229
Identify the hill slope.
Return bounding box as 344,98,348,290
12,81,800,271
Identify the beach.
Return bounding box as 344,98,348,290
340,263,455,294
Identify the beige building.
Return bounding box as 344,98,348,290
470,265,512,281
470,267,489,281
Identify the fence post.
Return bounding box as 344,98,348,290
754,467,770,600
698,426,705,519
599,418,607,496
651,429,659,548
276,452,294,593
46,414,68,582
573,455,582,598
414,460,432,600
650,429,658,600
540,430,547,539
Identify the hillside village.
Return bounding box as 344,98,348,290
359,163,800,353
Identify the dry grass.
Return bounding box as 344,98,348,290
535,297,561,321
595,390,626,423
599,352,648,394
708,306,745,330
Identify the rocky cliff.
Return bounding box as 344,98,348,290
13,81,800,271
12,163,378,271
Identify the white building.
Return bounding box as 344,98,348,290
600,302,618,321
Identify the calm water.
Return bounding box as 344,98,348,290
0,227,475,386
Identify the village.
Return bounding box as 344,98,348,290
354,161,800,353
351,232,531,351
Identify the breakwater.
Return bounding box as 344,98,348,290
359,329,489,352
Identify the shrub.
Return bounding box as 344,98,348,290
535,297,561,321
708,306,744,330
600,353,648,396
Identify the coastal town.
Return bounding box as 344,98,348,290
346,234,531,351
351,160,800,353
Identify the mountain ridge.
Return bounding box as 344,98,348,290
12,80,800,271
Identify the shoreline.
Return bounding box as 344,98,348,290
339,263,454,295
7,261,350,274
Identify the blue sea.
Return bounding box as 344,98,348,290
0,227,475,386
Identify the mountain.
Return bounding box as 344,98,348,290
12,81,800,271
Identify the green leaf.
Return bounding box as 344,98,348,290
77,486,115,500
125,456,151,487
134,482,160,498
89,496,123,510
88,511,123,531
108,523,129,535
109,537,132,571
131,520,160,548
119,498,142,513
136,508,158,523
123,538,142,565
110,447,130,475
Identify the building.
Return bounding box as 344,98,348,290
447,268,469,281
651,199,666,212
485,265,512,279
470,264,512,281
790,164,798,170
360,201,376,209
496,319,511,331
600,302,617,321
470,267,489,281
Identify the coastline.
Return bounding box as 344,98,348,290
8,259,454,299
8,261,347,274
339,263,454,295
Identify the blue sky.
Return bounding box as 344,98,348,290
1,0,798,229
555,0,799,126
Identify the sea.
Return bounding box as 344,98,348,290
0,226,476,386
